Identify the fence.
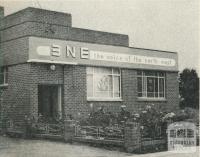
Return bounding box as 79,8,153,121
33,123,64,135
64,120,167,153
74,125,124,140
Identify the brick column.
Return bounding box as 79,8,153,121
124,122,141,153
64,120,76,142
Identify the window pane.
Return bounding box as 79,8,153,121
108,76,113,97
5,68,8,84
144,71,156,76
137,77,142,97
147,77,154,97
170,130,176,138
158,72,164,77
177,129,186,138
159,78,164,97
0,73,3,84
94,74,111,97
143,77,147,97
113,69,120,75
137,71,142,76
0,67,3,73
87,67,121,99
155,78,158,97
187,129,194,138
87,74,93,97
159,93,164,97
114,76,120,97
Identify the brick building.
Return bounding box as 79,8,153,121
0,7,179,126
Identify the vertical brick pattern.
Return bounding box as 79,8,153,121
0,64,31,125
63,65,89,119
0,37,29,65
124,122,141,153
0,64,179,128
0,22,129,47
165,72,179,111
121,69,138,111
0,7,72,29
29,63,63,119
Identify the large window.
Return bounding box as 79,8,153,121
87,67,121,100
137,71,165,99
0,67,8,85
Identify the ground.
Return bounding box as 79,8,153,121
0,136,199,157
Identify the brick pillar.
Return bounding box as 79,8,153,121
64,120,75,142
124,122,141,153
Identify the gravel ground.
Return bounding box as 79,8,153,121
0,136,199,157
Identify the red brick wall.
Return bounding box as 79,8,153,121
62,65,179,119
0,63,179,127
0,64,31,125
0,7,179,127
0,7,129,66
29,63,64,119
0,22,129,47
0,37,29,65
0,7,72,29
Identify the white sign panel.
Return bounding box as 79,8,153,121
89,51,175,67
28,37,178,71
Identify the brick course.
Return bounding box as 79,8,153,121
0,63,179,128
0,37,29,65
0,7,179,130
0,64,31,125
0,7,72,29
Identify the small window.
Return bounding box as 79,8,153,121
0,67,8,85
137,70,165,99
187,129,194,138
177,129,186,138
170,129,176,138
87,67,121,100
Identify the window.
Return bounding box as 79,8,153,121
0,67,8,85
187,129,194,138
170,129,176,138
137,71,165,99
177,129,186,138
87,67,121,100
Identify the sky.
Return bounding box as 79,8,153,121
0,0,199,74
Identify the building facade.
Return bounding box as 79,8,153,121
0,7,179,126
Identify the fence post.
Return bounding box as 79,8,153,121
124,122,141,153
64,120,76,142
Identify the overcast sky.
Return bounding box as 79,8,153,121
1,0,199,74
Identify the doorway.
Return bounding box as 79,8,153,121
38,85,62,122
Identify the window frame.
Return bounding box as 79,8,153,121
0,67,8,86
137,70,166,100
86,67,122,101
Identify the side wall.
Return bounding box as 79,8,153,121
0,64,31,125
0,37,29,65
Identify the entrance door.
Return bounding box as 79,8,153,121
38,85,62,121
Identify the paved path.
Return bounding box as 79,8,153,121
0,136,199,157
0,136,129,157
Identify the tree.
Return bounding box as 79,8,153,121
179,69,199,109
